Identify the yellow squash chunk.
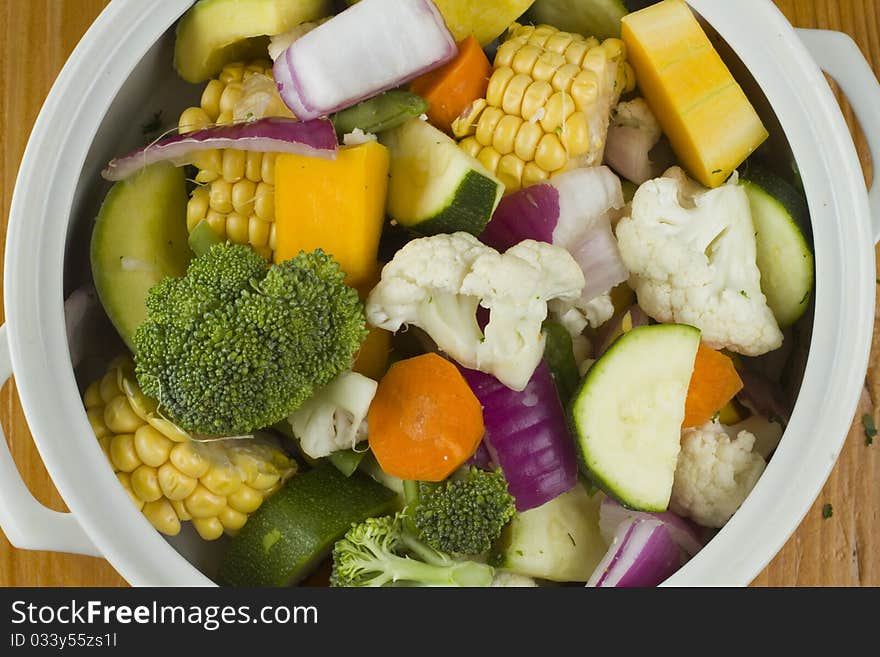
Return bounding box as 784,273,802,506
273,141,390,288
433,0,537,46
621,0,768,187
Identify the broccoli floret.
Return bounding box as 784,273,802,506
330,513,494,587
411,467,516,555
133,243,367,436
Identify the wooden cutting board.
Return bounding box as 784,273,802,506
0,0,877,587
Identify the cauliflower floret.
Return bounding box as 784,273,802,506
615,169,783,356
491,571,539,587
670,422,767,528
287,371,377,459
366,232,584,391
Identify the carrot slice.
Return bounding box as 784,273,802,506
683,343,744,428
410,36,492,134
367,353,484,481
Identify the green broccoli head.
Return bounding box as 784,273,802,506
412,467,516,555
330,512,494,587
133,243,367,436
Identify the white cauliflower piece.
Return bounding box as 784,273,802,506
366,232,584,391
615,170,783,355
287,371,377,459
491,571,539,587
267,19,327,61
613,98,662,139
670,422,767,528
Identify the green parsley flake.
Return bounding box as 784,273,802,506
821,503,833,519
862,414,876,445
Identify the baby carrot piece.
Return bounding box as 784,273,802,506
682,344,744,428
367,353,484,481
410,36,492,134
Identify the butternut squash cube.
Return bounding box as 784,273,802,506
274,141,389,288
621,0,768,187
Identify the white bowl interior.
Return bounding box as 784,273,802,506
60,10,815,584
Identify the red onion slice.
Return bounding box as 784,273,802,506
273,0,457,120
587,517,681,587
460,362,578,511
569,223,630,304
598,496,703,558
102,117,338,181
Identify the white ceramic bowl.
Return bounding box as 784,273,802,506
1,0,879,587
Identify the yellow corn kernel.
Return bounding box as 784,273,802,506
219,62,244,84
116,472,144,511
253,181,274,220
521,80,553,123
523,162,550,187
222,149,246,182
218,506,248,532
477,146,502,173
514,120,544,161
532,50,565,82
83,382,102,409
200,464,243,497
451,98,488,138
493,115,523,155
227,484,263,514
219,82,243,116
601,37,625,61
541,92,575,133
476,106,506,146
501,74,533,117
170,442,211,479
571,69,599,112
142,499,181,536
147,415,190,444
486,66,515,107
253,246,272,260
170,498,192,522
269,222,277,251
158,462,198,500
209,180,233,214
497,154,525,192
225,212,249,244
261,153,276,185
494,39,522,68
511,44,542,76
194,167,219,184
99,370,120,404
131,465,163,503
192,517,225,541
87,408,110,439
510,23,535,40
98,436,113,463
231,179,256,215
178,107,211,134
248,216,270,248
245,151,264,182
564,40,591,68
560,111,591,157
109,434,141,473
190,149,222,176
134,425,173,468
544,31,575,55
104,396,142,434
186,186,210,231
184,484,227,519
205,209,227,238
535,133,568,172
528,25,556,48
551,63,582,93
216,110,233,125
248,469,281,491
201,79,225,121
459,136,482,159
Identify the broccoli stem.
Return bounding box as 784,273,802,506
396,532,494,586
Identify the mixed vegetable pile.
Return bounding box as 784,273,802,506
77,0,814,587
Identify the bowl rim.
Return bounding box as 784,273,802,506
3,0,875,587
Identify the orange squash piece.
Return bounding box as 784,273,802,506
683,343,744,428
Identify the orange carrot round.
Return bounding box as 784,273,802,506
367,353,484,481
410,36,492,134
683,344,744,428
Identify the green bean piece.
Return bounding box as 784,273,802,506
331,91,429,137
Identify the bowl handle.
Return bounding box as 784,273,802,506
0,324,101,557
797,28,880,243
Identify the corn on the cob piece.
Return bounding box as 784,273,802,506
179,60,291,261
454,23,636,192
83,358,296,540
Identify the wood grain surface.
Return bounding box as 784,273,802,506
0,0,878,587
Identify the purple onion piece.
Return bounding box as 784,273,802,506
65,285,99,368
594,305,650,358
604,124,662,185
480,183,560,252
736,367,791,426
569,222,630,303
598,496,703,557
586,518,682,587
273,0,457,120
466,440,495,470
460,362,578,511
102,117,338,181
